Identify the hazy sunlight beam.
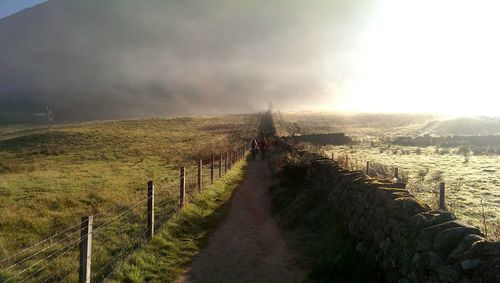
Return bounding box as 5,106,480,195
332,0,500,116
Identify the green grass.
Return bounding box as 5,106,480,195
108,159,247,282
0,114,257,282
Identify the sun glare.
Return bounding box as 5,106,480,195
333,0,500,116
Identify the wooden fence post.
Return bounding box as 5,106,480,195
365,161,370,175
219,153,222,178
210,155,215,184
394,167,399,181
79,215,93,283
331,153,334,160
147,180,154,239
179,167,186,207
198,159,202,192
225,152,228,173
439,182,446,209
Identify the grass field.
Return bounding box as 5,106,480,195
109,160,247,282
0,114,258,281
325,144,499,239
274,112,500,240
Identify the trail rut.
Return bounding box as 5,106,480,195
174,158,302,283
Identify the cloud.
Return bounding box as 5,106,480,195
0,0,372,121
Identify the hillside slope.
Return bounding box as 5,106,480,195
0,0,360,122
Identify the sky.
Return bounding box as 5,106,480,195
0,0,46,19
0,0,499,121
330,0,500,116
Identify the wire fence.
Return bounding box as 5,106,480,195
0,145,248,282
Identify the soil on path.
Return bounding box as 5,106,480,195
174,158,303,283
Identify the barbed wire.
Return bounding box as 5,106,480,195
93,195,150,221
2,143,248,281
39,262,79,283
101,232,151,283
91,230,149,281
155,207,180,231
5,236,82,282
93,196,151,235
0,221,82,264
0,225,83,274
53,265,79,283
93,214,145,247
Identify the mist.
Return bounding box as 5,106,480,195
0,0,374,122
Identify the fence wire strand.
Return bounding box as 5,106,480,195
3,144,247,282
0,221,82,265
93,196,151,235
0,225,84,274
92,230,149,281
6,237,82,283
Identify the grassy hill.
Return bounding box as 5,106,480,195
0,114,258,281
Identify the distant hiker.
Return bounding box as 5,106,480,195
258,137,268,159
250,138,259,160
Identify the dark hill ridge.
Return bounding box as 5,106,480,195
0,0,363,122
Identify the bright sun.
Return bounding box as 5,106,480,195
332,0,500,116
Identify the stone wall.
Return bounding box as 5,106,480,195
285,149,499,282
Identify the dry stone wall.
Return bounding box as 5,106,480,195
297,151,499,282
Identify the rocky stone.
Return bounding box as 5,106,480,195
436,265,461,282
463,240,489,258
409,213,428,229
391,197,427,218
461,259,481,270
448,234,484,261
356,241,367,255
409,211,456,230
290,151,499,283
433,227,483,255
411,252,424,270
380,237,391,253
417,220,466,250
426,211,457,227
368,180,407,189
423,250,445,268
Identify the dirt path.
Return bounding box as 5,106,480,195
174,158,303,283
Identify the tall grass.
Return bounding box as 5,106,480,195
108,159,247,282
0,114,258,281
